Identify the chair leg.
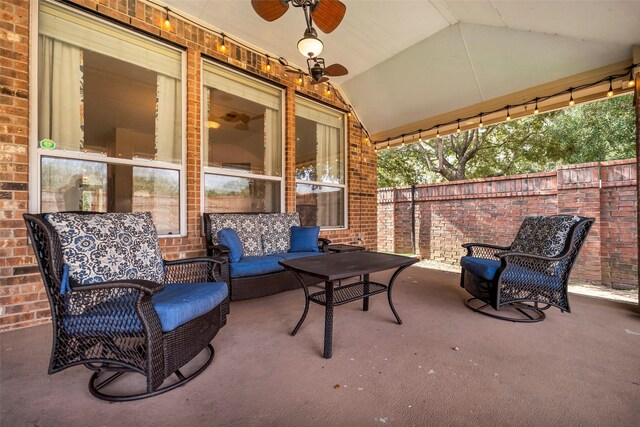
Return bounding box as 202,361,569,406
464,298,546,323
88,344,214,401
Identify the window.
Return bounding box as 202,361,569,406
295,97,346,228
34,1,184,235
202,62,283,213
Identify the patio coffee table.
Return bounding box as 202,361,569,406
279,251,418,359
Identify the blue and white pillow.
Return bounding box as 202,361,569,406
260,213,301,255
208,213,264,256
46,212,165,289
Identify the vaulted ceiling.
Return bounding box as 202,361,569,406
165,1,640,138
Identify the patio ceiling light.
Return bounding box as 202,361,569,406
298,27,324,58
164,7,170,28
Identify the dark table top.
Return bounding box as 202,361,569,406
279,251,419,281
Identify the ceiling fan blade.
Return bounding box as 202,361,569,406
311,0,346,33
251,0,289,22
324,63,348,77
310,76,330,85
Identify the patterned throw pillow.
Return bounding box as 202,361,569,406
208,214,264,257
46,212,165,286
260,213,301,255
511,215,581,257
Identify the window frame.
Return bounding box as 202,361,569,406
29,0,188,237
294,96,348,230
200,60,286,215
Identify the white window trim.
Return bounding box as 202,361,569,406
200,60,286,215
294,96,348,230
29,0,187,237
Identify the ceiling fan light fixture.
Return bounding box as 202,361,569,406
298,27,324,58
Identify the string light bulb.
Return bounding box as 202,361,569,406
534,98,539,114
569,89,575,106
417,130,423,143
436,126,440,138
627,69,636,87
265,55,271,72
326,84,331,95
607,78,614,97
164,7,170,28
456,119,461,133
219,34,226,53
506,106,511,121
478,114,483,128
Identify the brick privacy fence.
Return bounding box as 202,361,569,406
378,159,638,289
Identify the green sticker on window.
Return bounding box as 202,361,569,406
40,139,56,149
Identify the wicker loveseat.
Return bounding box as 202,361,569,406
204,212,330,300
24,211,230,401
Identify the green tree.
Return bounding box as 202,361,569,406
377,94,635,185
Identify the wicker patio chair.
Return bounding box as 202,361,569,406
23,212,230,401
460,215,595,322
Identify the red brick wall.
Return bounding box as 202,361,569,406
378,159,638,288
0,0,377,330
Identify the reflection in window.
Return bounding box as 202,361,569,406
296,183,344,228
295,97,346,228
295,116,343,184
204,174,280,213
202,62,283,213
38,40,181,163
41,157,180,235
204,88,281,176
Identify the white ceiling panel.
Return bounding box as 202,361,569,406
342,25,481,133
492,1,640,46
461,23,632,100
441,0,506,27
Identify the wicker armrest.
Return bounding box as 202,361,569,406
211,244,231,256
496,251,569,262
462,243,511,258
318,237,331,253
164,257,229,284
495,250,571,277
70,279,165,295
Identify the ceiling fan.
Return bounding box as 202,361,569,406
307,57,348,84
251,0,346,34
209,111,264,130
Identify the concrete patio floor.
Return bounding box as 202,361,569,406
1,267,639,426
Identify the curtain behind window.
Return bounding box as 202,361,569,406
156,74,181,163
38,35,83,150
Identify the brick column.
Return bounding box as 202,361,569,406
284,87,296,213
376,189,395,253
556,163,602,282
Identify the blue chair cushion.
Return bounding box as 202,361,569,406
229,255,285,278
289,226,320,253
217,228,243,263
461,256,501,281
61,282,229,335
276,251,326,261
152,282,229,332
